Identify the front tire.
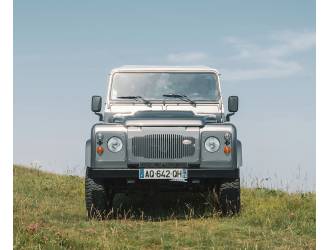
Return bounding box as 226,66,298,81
85,168,113,219
218,178,240,215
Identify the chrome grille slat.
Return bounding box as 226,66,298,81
132,133,195,159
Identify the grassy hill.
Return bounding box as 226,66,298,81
14,166,315,249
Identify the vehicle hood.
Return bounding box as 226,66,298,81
121,111,215,127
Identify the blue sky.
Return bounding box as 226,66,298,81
14,0,315,191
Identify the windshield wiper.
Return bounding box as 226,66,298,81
117,96,151,106
162,93,196,106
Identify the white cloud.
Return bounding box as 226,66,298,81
166,52,208,63
164,30,314,81
222,61,302,81
222,30,315,81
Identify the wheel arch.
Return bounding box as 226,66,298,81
236,140,243,167
85,139,91,168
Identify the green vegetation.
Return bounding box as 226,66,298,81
14,165,315,249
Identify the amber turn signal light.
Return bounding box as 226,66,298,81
96,146,104,155
224,146,231,154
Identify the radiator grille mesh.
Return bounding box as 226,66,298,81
132,134,195,159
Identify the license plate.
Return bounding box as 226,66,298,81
139,168,188,180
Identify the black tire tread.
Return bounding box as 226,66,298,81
219,178,240,215
85,168,108,219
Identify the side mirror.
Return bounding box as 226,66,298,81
228,96,239,112
91,96,102,112
226,96,239,121
91,96,103,121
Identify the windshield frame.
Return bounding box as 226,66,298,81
107,71,222,104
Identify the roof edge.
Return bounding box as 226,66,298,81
110,65,220,74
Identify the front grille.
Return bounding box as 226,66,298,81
132,134,195,159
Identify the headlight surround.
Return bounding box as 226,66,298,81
204,136,220,153
107,137,123,153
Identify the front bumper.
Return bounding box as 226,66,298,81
88,167,239,179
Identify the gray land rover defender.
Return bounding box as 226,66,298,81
85,66,242,218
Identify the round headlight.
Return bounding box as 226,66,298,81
205,137,220,153
107,137,123,152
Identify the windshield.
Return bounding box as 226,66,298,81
110,72,220,101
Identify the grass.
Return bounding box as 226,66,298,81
14,165,315,249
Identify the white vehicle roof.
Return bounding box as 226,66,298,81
110,65,220,74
